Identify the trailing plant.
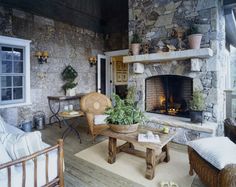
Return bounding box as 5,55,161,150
105,87,145,125
131,33,142,44
189,90,205,111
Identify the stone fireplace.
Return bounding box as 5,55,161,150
145,75,192,118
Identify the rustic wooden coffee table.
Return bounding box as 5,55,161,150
100,128,176,180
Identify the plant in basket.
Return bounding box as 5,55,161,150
105,86,145,133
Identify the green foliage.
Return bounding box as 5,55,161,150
62,65,78,81
62,81,77,91
188,24,200,35
131,33,142,44
189,90,205,111
61,65,78,91
105,87,145,125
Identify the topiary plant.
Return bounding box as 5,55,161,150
189,90,205,111
61,65,78,93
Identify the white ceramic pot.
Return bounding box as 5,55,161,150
131,43,141,55
66,88,76,96
188,34,202,49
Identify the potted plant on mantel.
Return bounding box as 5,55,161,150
131,33,142,55
188,24,202,49
189,90,205,123
105,86,145,133
62,65,78,96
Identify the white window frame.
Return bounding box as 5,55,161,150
0,35,31,108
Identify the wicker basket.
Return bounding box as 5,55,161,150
110,123,139,133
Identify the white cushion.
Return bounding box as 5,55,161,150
0,131,43,160
94,115,108,125
0,142,13,180
188,137,236,170
0,116,7,133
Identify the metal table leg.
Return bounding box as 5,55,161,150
61,118,82,143
48,99,62,127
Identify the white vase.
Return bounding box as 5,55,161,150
66,88,76,96
131,43,141,55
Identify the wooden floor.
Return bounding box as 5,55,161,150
41,117,205,187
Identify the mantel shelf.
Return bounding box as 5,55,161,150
123,48,213,64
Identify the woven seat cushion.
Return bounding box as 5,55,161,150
188,137,236,170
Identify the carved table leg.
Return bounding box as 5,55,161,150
145,148,155,180
162,144,170,162
108,137,117,164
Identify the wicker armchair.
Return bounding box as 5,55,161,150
188,147,236,187
224,118,236,144
80,92,112,142
188,119,236,187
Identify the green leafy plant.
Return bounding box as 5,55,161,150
131,33,142,44
105,87,145,125
188,24,200,35
61,65,78,92
189,90,205,111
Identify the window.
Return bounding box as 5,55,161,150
0,36,31,108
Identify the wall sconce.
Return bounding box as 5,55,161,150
35,51,49,64
88,56,97,67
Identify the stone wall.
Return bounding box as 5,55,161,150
0,7,104,125
128,0,229,125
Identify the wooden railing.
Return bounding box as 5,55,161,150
0,139,64,187
225,90,236,118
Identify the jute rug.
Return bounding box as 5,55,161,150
75,140,195,187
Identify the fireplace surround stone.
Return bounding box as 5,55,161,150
128,0,229,138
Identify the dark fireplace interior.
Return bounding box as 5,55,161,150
145,75,193,118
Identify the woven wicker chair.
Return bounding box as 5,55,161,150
188,121,236,187
80,92,112,142
224,118,236,144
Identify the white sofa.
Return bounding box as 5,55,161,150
0,120,60,187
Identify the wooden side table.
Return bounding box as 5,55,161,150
58,111,84,142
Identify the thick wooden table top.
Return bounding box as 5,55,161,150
101,127,176,150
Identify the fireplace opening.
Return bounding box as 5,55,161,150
145,75,193,118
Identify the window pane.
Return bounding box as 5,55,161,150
13,76,23,86
2,61,12,73
13,48,23,60
13,88,23,100
1,76,12,87
1,88,12,101
1,47,12,60
14,61,23,73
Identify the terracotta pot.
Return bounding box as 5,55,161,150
131,43,141,55
188,34,202,49
110,123,139,133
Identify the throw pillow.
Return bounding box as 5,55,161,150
187,137,236,170
0,131,43,160
0,115,7,133
94,115,109,125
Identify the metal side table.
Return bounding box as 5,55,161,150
47,94,85,127
58,110,84,142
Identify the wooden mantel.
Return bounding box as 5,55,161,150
123,48,213,64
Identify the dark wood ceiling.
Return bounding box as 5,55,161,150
0,0,128,33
